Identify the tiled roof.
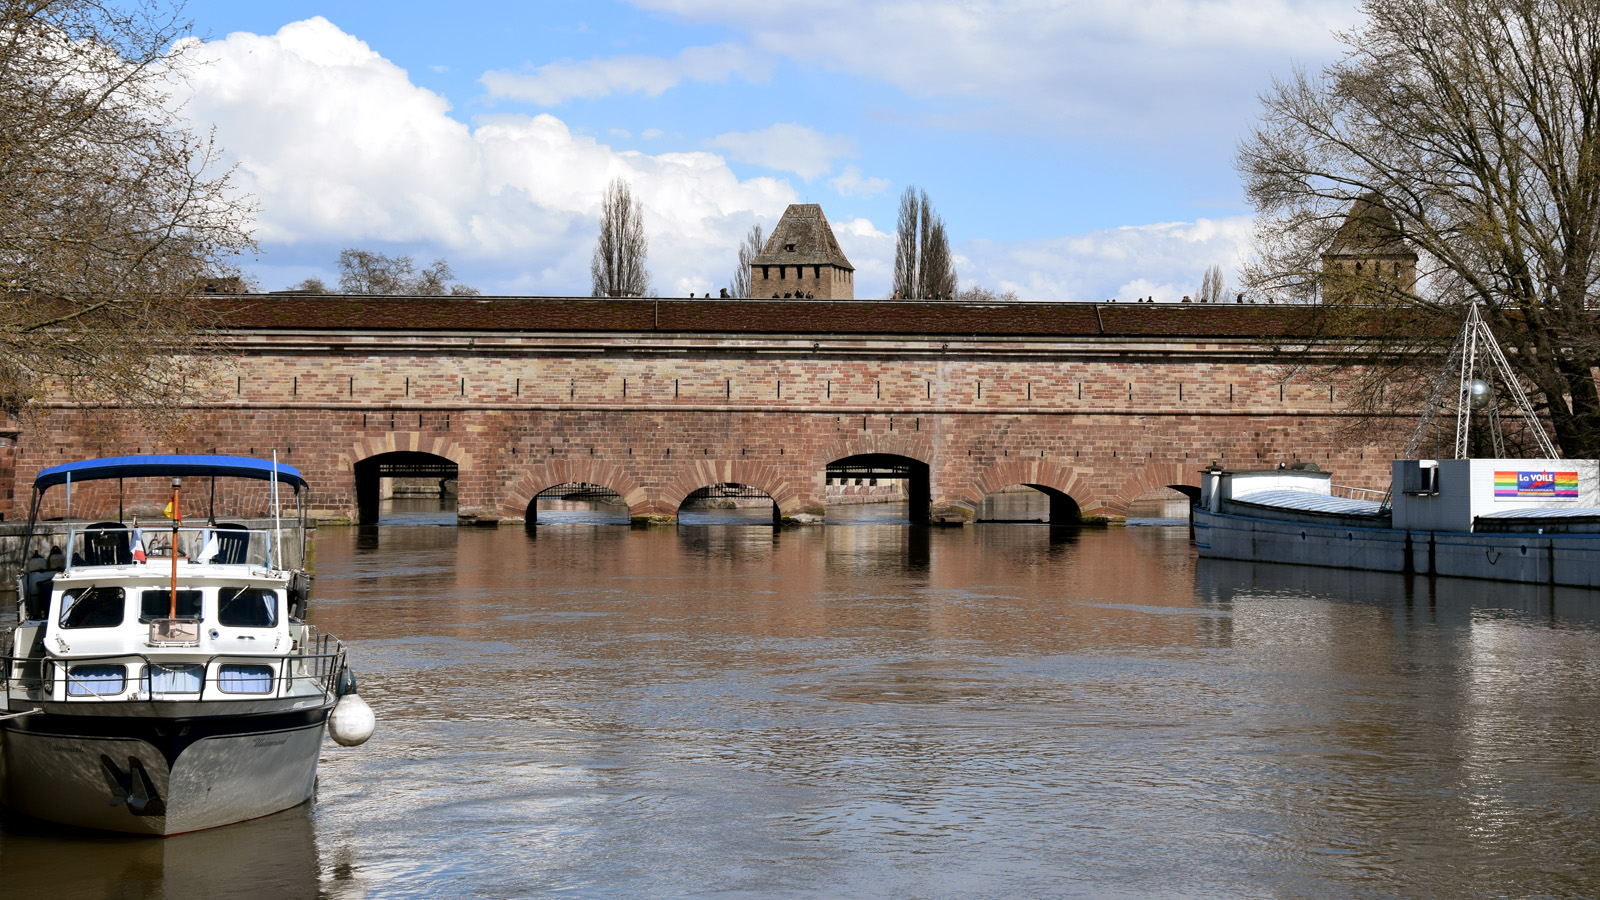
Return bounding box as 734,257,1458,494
198,295,1351,339
750,204,854,270
1328,193,1416,258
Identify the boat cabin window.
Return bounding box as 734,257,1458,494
219,587,278,628
60,587,126,629
140,589,202,621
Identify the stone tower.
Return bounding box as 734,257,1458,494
750,204,855,299
1321,193,1418,304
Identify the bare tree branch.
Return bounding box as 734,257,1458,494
1239,0,1600,456
0,0,256,429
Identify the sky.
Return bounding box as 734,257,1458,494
169,0,1363,301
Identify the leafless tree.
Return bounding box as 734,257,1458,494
0,0,254,425
956,284,1021,302
412,257,479,296
286,277,328,293
334,249,477,296
591,177,651,298
1238,0,1600,456
338,250,412,295
893,187,958,299
728,223,764,298
1197,264,1228,304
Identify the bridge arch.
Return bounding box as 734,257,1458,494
965,459,1085,525
825,453,931,523
975,484,1083,524
660,461,804,522
1108,461,1197,520
346,434,474,525
677,482,780,525
503,460,648,524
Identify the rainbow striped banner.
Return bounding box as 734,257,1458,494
1495,470,1579,499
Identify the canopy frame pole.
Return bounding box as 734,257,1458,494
272,452,282,571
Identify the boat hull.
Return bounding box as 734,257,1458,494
1194,507,1600,586
0,706,330,835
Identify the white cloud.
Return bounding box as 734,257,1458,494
174,18,794,295
641,128,664,140
624,0,1357,139
798,215,1252,301
831,216,895,296
479,42,771,105
704,123,855,180
957,217,1255,302
829,165,891,197
169,18,1259,302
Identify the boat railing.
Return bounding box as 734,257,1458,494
55,525,279,571
1331,484,1388,502
1,640,346,704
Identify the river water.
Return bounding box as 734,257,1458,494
6,499,1600,899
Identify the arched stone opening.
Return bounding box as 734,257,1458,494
501,461,650,525
527,482,630,526
963,459,1084,526
825,454,931,524
658,461,805,525
1105,462,1199,522
1126,486,1194,523
677,482,779,526
975,483,1082,525
352,450,459,525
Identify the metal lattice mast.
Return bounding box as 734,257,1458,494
1403,303,1559,460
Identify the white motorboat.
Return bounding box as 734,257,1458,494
1,455,372,835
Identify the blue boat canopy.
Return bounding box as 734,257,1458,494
33,455,308,491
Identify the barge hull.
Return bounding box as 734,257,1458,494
1195,507,1600,586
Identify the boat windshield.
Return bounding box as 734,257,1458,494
140,590,202,621
219,587,278,628
60,586,125,629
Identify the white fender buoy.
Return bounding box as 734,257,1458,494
328,693,375,747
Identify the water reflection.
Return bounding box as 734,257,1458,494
0,802,361,900
6,525,1600,899
535,498,630,526
376,496,456,527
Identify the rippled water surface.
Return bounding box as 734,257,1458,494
7,506,1600,899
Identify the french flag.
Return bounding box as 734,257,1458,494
130,529,146,564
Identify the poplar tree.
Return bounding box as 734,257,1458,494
590,177,651,298
893,187,957,300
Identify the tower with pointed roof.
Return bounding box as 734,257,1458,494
750,204,855,299
1320,194,1418,304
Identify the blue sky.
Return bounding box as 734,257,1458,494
172,0,1360,299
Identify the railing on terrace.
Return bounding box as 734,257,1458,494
1331,484,1389,502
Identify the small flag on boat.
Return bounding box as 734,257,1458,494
130,529,146,564
197,531,219,563
163,500,181,522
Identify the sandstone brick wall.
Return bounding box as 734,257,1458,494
751,264,852,299
5,315,1405,524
